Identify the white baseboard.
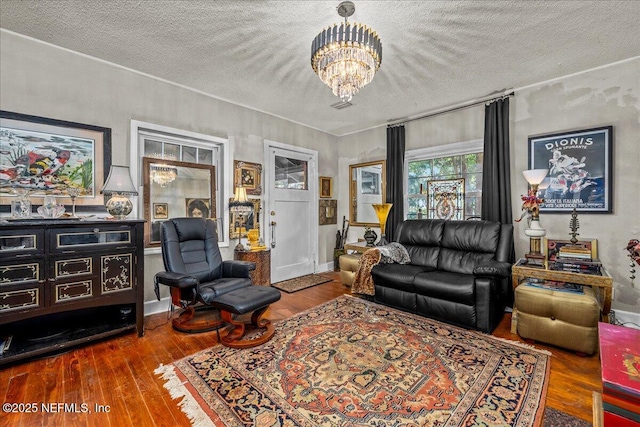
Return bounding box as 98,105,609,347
317,262,333,273
144,297,171,317
613,309,640,330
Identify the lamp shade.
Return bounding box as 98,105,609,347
233,187,248,203
101,165,138,195
522,169,548,185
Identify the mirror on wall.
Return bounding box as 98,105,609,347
349,160,386,226
143,157,216,247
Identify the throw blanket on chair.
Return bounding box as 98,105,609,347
351,243,411,296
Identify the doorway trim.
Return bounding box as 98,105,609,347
263,139,319,277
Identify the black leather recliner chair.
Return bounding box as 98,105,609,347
371,219,513,333
154,217,281,348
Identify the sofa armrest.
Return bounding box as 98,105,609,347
473,260,512,279
222,260,256,278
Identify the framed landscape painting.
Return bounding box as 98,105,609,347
0,110,112,212
528,126,612,213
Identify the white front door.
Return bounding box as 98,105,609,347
265,142,317,283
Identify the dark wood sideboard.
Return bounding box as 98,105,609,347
0,218,145,365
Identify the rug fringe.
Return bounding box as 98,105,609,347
155,364,215,427
486,336,553,356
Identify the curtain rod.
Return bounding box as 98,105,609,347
387,91,515,127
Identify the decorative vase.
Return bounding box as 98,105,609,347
37,195,65,218
372,203,393,246
364,227,377,247
11,187,33,218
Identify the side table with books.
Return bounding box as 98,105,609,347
511,258,613,354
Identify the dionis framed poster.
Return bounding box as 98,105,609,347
528,126,612,213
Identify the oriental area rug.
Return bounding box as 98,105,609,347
156,295,551,426
272,274,333,293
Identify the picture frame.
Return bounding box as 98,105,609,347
528,126,613,213
0,110,112,212
229,198,261,239
319,199,337,225
185,198,211,218
544,238,598,261
234,160,262,196
319,176,333,198
153,203,168,219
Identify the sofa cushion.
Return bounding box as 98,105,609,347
438,249,497,275
437,220,502,274
371,263,431,292
413,271,475,305
396,220,444,268
441,220,501,253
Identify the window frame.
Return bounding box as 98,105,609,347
404,139,484,220
130,120,230,254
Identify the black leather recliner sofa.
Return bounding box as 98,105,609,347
371,219,513,333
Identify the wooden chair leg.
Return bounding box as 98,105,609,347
170,287,225,333
220,306,275,349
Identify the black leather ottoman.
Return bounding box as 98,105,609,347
212,286,281,348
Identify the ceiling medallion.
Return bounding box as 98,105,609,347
311,1,382,103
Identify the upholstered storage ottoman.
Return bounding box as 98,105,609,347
339,253,361,286
515,284,600,354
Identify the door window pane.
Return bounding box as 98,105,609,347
274,156,308,190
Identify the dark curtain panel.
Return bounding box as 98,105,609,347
386,125,405,242
482,98,515,305
482,98,513,226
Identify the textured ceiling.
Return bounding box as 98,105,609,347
1,1,639,136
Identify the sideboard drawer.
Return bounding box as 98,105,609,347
0,283,44,313
50,226,135,253
0,229,44,256
0,259,44,286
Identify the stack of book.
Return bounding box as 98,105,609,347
524,279,584,293
552,245,602,274
598,322,640,426
551,258,603,274
557,245,593,261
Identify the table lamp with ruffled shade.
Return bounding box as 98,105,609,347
522,169,548,261
372,203,393,246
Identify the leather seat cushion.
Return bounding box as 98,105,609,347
198,278,252,304
371,264,432,292
413,271,475,305
213,286,281,314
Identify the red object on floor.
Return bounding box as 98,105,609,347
598,322,640,426
603,410,639,427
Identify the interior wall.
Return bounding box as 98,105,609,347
513,58,640,315
338,58,640,315
0,31,340,304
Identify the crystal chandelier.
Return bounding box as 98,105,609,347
311,1,382,102
150,163,178,187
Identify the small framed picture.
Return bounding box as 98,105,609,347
153,203,168,219
234,160,262,196
185,198,211,218
320,176,333,198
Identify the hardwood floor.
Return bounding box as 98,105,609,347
0,272,599,426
